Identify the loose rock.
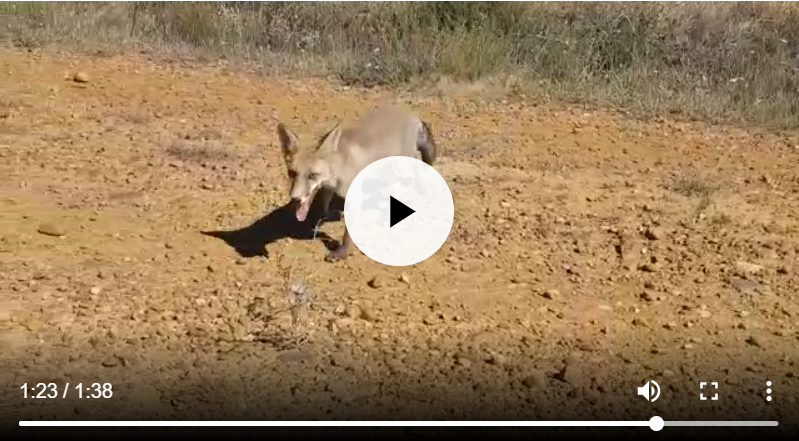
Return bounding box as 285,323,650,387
644,227,664,241
745,336,761,347
101,356,120,367
730,278,761,295
522,371,548,390
455,355,473,368
555,356,582,385
422,314,441,325
734,261,764,277
37,222,66,237
73,72,90,83
345,305,361,319
358,304,377,322
639,263,660,273
542,289,559,300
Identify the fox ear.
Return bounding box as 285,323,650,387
317,124,342,154
277,123,299,159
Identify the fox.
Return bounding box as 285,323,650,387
276,103,439,262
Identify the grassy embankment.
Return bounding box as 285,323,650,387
2,1,799,129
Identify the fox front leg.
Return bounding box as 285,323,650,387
317,187,335,220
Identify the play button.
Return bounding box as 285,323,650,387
343,156,454,266
389,196,415,228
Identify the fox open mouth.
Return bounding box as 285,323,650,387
296,196,312,222
295,186,320,222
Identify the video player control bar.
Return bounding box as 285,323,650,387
19,418,779,431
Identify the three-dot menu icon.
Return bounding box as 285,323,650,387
766,381,772,402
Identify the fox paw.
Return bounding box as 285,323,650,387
325,246,349,262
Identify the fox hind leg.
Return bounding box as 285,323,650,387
417,120,438,166
414,120,440,196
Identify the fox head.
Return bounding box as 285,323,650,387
276,122,342,222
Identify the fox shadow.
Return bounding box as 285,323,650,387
201,195,344,259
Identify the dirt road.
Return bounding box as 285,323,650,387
1,47,798,433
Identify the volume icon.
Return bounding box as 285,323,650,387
637,380,661,402
766,381,772,402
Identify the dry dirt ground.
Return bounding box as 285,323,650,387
1,47,798,434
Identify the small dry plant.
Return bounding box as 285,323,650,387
165,140,233,163
245,217,327,350
666,169,719,198
664,169,721,225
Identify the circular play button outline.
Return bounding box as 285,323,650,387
343,156,454,267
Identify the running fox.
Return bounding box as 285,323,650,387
276,103,439,262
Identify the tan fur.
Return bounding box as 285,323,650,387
276,103,439,262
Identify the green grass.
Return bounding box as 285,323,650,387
2,1,799,130
0,2,43,15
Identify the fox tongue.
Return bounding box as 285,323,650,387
296,199,310,222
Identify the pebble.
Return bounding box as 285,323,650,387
639,263,660,273
745,336,761,347
422,314,441,325
734,261,764,277
89,286,102,295
37,222,66,237
522,371,548,390
367,276,383,289
644,227,664,241
542,289,559,300
730,278,761,295
346,305,361,319
359,304,377,322
455,355,472,368
555,355,582,385
73,71,90,83
101,356,120,367
485,351,506,366
170,398,188,411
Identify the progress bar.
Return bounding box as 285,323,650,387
666,421,780,427
18,418,779,431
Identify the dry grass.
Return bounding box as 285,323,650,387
3,1,799,129
165,140,234,164
667,169,720,198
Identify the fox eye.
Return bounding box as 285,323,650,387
308,173,319,181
